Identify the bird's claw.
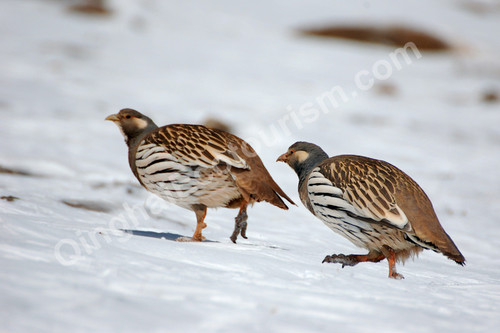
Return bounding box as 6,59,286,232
230,212,248,243
176,236,204,242
230,221,248,243
322,254,360,267
229,231,238,243
389,272,404,280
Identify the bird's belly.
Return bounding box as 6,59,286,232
311,202,413,251
194,170,242,208
136,153,241,209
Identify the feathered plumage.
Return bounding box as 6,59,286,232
277,141,465,279
107,108,294,242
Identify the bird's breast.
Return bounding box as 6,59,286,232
134,143,242,208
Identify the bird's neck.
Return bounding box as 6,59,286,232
294,152,328,188
123,123,158,149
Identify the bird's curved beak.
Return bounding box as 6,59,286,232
105,114,119,122
276,152,290,163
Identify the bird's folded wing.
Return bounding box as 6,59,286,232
319,163,409,230
343,184,408,229
145,125,250,170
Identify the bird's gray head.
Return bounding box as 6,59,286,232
105,108,158,146
277,141,329,180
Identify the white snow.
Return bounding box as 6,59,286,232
1,0,500,332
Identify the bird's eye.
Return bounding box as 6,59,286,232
290,150,295,154
125,115,131,119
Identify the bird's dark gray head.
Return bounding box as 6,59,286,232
105,108,158,147
277,141,329,181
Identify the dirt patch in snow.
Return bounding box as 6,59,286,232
61,199,112,213
298,24,452,51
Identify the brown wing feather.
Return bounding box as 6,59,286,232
319,156,408,228
320,155,465,263
143,124,294,209
394,175,465,264
144,124,248,169
218,130,295,209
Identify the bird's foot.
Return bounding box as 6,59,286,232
322,254,361,267
176,235,205,242
230,212,248,243
389,271,404,280
230,221,247,243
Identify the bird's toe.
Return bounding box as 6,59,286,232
176,236,202,242
322,254,359,267
389,272,405,280
240,221,248,239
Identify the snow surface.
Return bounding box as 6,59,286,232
1,0,500,332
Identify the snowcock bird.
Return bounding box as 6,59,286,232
277,141,465,279
106,108,294,243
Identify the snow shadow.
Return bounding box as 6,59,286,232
120,229,218,242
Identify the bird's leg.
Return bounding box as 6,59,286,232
322,251,385,267
382,245,404,280
177,205,207,242
192,205,208,241
230,201,248,243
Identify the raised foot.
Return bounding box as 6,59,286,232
229,221,247,243
322,254,361,267
176,236,205,242
230,211,248,243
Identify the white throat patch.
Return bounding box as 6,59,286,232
132,117,149,130
294,151,310,163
